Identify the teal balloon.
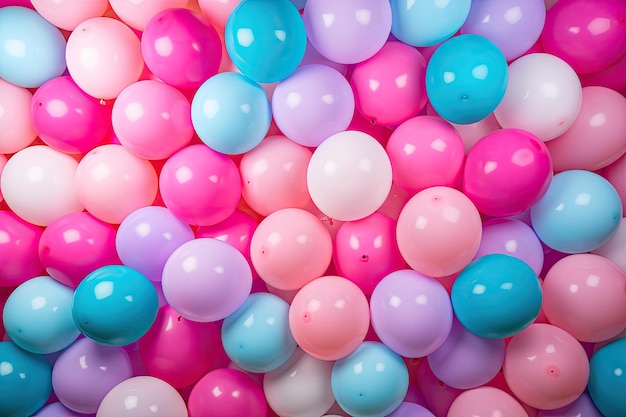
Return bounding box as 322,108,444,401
2,276,79,355
222,292,297,373
588,338,626,417
0,6,67,88
0,341,52,417
451,254,542,339
426,34,508,124
225,0,307,83
72,265,158,347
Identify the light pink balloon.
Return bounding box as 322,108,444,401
0,78,37,154
198,0,242,32
30,0,109,31
108,0,188,31
448,387,529,417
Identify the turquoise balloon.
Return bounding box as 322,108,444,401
0,6,66,88
0,341,52,417
72,265,158,347
426,34,508,124
530,170,622,254
225,0,307,83
191,72,271,155
331,342,409,417
222,292,297,373
3,276,79,355
588,338,626,417
451,254,542,339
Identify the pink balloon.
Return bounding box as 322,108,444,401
376,182,412,221
197,0,242,33
108,0,188,31
503,323,590,410
396,186,483,278
604,153,626,209
351,41,427,127
386,116,465,195
288,276,370,361
0,78,37,154
0,211,44,287
448,387,529,417
30,0,109,31
579,51,626,96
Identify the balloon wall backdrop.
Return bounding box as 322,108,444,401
0,0,625,416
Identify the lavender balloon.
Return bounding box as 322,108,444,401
537,392,603,417
34,402,94,417
386,402,436,417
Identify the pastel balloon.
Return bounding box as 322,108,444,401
387,402,435,417
30,0,108,31
1,145,84,226
52,338,133,414
426,34,509,125
66,17,144,100
530,170,622,254
390,0,471,47
447,387,529,417
34,402,95,417
504,324,590,410
605,154,626,209
108,0,188,31
161,238,252,322
197,0,241,32
396,186,483,278
0,211,44,287
96,376,188,417
0,79,38,154
74,144,158,224
307,130,393,221
537,392,603,417
592,217,626,272
494,53,582,141
588,338,626,417
303,0,392,64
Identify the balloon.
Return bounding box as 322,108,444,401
108,0,188,31
141,8,222,89
0,341,52,417
0,155,5,203
303,0,392,64
452,254,542,339
370,269,453,358
0,6,66,88
579,51,626,96
386,116,465,195
447,386,529,417
494,53,582,141
387,402,435,417
0,78,38,154
530,170,623,253
545,86,626,172
450,112,501,154
34,402,94,417
30,0,109,31
74,144,158,224
396,186,483,278
96,376,188,417
462,128,553,217
187,368,267,417
415,358,464,417
299,40,349,75
331,341,409,417
1,145,84,227
161,238,252,322
588,338,626,417
197,0,241,32
72,265,159,346
504,323,590,410
426,34,509,125
592,217,626,272
605,154,626,209
536,392,603,417
191,72,271,155
52,338,133,414
0,211,44,287
66,17,144,100
289,276,370,361
390,0,471,47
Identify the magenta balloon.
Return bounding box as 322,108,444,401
0,210,44,287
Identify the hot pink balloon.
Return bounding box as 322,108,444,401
0,211,44,287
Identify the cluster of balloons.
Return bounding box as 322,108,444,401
1,0,625,416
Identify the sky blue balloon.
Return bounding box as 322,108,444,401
0,6,67,88
331,341,409,417
391,0,472,47
451,254,542,339
0,341,52,417
72,265,158,347
426,34,508,124
3,276,79,355
225,0,307,83
530,170,622,254
191,72,271,155
588,338,626,417
222,292,297,373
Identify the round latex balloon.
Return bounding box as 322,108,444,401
0,211,44,287
30,0,109,31
0,78,37,154
588,338,626,417
34,402,97,417
592,217,626,272
387,402,435,417
197,0,241,32
536,392,603,417
447,387,529,417
108,0,188,31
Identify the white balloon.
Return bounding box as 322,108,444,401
494,53,582,141
592,217,626,272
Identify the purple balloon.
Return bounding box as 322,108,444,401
33,402,94,417
387,402,436,417
370,269,453,358
116,206,195,282
51,338,133,414
474,218,544,276
537,392,603,417
427,319,505,390
460,0,547,61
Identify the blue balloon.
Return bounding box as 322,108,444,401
191,72,271,155
72,265,158,347
451,254,542,339
222,292,297,373
530,170,622,254
426,34,508,124
588,338,626,417
0,6,66,88
225,0,307,83
390,0,472,47
0,341,52,417
3,276,79,355
331,341,409,417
